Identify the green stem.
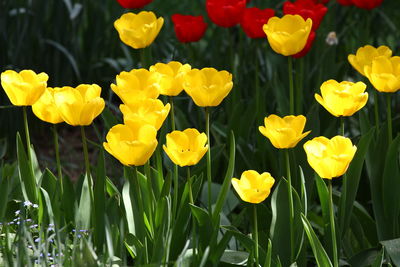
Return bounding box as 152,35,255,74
285,149,295,263
288,56,295,115
131,166,147,262
295,58,304,115
188,167,197,263
23,107,32,164
340,117,345,137
255,48,260,120
53,124,63,194
386,93,392,143
188,167,193,204
169,96,176,131
172,164,179,220
205,107,212,214
328,180,338,267
374,90,380,129
140,48,147,69
253,205,259,267
80,126,91,178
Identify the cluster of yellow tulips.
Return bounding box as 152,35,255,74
105,62,233,168
1,70,105,126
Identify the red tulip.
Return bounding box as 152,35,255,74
312,0,330,3
116,0,153,9
292,31,316,58
283,0,327,31
171,14,208,43
336,0,353,6
206,0,247,28
240,7,275,38
352,0,382,9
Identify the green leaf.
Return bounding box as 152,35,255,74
382,135,400,235
190,204,210,227
94,149,106,250
301,214,333,267
40,187,55,226
348,248,381,267
212,131,235,225
122,178,135,235
16,133,38,203
381,238,400,266
269,178,303,267
339,128,374,237
0,171,10,221
264,239,272,267
105,177,120,197
371,248,384,267
75,173,92,230
101,106,120,131
220,250,248,265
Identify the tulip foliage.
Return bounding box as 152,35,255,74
2,0,400,266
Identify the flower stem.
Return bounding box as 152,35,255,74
374,90,380,129
169,96,176,131
386,93,392,143
169,97,179,220
340,117,345,137
188,167,193,204
53,124,63,194
205,107,212,214
285,149,295,263
288,56,294,115
295,58,304,115
22,107,32,164
188,167,197,263
253,205,259,267
328,180,338,267
80,126,91,178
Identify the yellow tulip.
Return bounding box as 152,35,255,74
259,114,310,149
32,87,64,124
120,98,170,130
53,84,105,126
149,61,192,96
364,56,400,93
231,170,275,204
183,68,233,107
1,69,48,106
104,121,158,166
303,136,357,179
163,128,208,167
315,80,368,117
114,11,164,49
263,15,312,56
111,69,161,105
348,45,392,77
